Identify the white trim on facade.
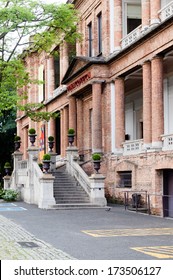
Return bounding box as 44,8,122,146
111,82,116,153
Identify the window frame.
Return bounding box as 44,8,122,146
88,22,93,57
97,12,102,54
122,0,141,36
118,171,132,188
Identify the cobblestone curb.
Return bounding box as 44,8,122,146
0,215,76,260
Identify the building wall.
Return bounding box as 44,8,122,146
17,0,173,216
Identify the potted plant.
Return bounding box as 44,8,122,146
38,162,43,171
28,128,36,146
4,162,11,176
48,136,54,152
14,135,21,151
42,153,51,173
67,128,75,146
92,153,101,173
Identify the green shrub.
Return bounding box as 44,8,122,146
14,135,21,141
38,163,43,169
28,128,36,134
68,128,75,135
0,188,5,199
4,162,11,168
2,189,19,201
43,154,51,161
48,136,54,142
92,153,101,161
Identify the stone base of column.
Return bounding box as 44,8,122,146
89,174,107,206
150,19,160,28
114,148,123,155
142,143,152,151
151,141,162,151
113,46,121,54
141,25,149,33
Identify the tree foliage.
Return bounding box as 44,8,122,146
0,0,80,120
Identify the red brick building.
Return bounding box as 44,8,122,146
17,0,173,217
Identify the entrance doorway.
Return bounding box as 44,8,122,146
55,112,61,155
163,169,173,217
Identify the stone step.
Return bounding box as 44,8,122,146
54,185,78,188
54,197,89,202
54,191,88,196
53,166,91,206
53,190,88,194
55,199,90,204
53,181,78,184
54,190,88,194
54,181,77,184
49,203,109,210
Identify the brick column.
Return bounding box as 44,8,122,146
151,56,164,148
23,127,28,159
69,96,77,147
142,0,150,30
92,82,103,153
77,98,83,152
64,106,69,152
69,96,77,130
114,0,122,51
115,77,125,151
60,42,69,83
143,61,152,147
150,0,160,26
49,118,56,139
48,56,55,95
60,109,65,157
48,118,56,153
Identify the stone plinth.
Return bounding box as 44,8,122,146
39,174,56,209
89,174,107,206
66,146,79,175
3,175,11,190
50,152,57,172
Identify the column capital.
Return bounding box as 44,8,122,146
141,59,151,66
91,79,105,85
114,76,125,82
151,55,163,61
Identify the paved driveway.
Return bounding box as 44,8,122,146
1,202,173,260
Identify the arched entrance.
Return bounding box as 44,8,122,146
163,169,173,217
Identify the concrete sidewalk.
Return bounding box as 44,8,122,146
0,214,75,260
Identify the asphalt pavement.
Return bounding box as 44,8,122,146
1,201,173,260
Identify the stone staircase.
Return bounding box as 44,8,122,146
51,165,104,209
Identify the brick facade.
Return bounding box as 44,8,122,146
17,0,173,217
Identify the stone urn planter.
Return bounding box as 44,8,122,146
42,154,51,173
48,136,54,152
67,128,75,146
14,135,21,151
92,153,101,173
28,128,37,146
